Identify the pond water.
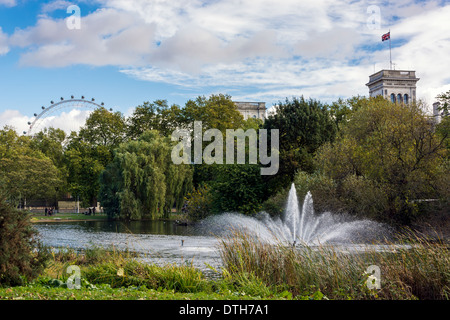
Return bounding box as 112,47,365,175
34,220,223,274
33,218,415,278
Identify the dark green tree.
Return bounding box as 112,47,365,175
209,164,266,215
0,196,48,286
263,96,337,193
64,108,127,206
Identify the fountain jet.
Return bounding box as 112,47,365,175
203,183,388,245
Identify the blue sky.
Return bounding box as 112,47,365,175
1,0,450,134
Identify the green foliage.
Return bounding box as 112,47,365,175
0,197,49,286
126,100,182,139
209,164,266,215
0,127,62,206
78,107,126,148
64,140,109,207
178,94,244,133
0,156,62,206
0,126,36,159
64,108,127,206
261,187,289,217
29,127,66,169
436,89,450,115
184,184,212,222
310,97,448,224
219,230,450,300
99,130,193,220
263,96,337,193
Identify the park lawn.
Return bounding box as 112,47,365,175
30,212,108,222
0,283,280,300
30,212,187,223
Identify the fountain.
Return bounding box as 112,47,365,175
201,183,389,245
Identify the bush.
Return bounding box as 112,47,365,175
0,197,48,286
185,184,213,221
294,171,339,213
261,188,289,217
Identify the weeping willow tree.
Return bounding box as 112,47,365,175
99,130,193,220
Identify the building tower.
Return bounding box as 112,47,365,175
366,69,420,104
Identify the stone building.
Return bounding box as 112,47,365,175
366,69,419,104
234,101,266,120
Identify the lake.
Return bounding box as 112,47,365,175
34,220,223,274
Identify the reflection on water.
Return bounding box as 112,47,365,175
34,220,222,273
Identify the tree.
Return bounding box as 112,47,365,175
263,96,337,193
64,142,107,207
29,127,66,168
0,126,35,159
209,164,266,215
0,156,62,207
0,127,62,207
436,90,450,115
78,107,126,148
178,94,244,132
64,108,127,206
99,130,193,220
126,100,182,139
176,94,245,188
327,96,366,132
0,196,48,286
311,96,448,224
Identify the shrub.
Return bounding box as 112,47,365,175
184,184,213,221
261,188,289,216
0,197,48,286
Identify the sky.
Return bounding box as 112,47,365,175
1,0,450,135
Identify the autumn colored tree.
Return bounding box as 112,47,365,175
305,96,448,224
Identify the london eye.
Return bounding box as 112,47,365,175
24,96,112,137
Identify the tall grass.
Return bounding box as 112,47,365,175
43,246,209,293
218,230,450,300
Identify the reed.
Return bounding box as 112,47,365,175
218,230,450,300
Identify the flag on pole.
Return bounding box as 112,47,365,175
382,32,390,41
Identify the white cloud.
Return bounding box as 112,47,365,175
0,27,9,56
40,0,74,13
0,0,16,7
6,0,450,108
0,108,93,135
10,8,157,67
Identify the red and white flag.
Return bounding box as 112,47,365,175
382,32,390,41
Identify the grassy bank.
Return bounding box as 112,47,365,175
0,246,302,300
30,212,108,222
1,231,448,300
30,212,187,223
219,230,450,300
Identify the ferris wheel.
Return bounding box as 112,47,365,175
24,96,112,137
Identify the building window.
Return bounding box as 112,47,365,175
390,93,396,103
404,94,409,104
397,94,402,103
